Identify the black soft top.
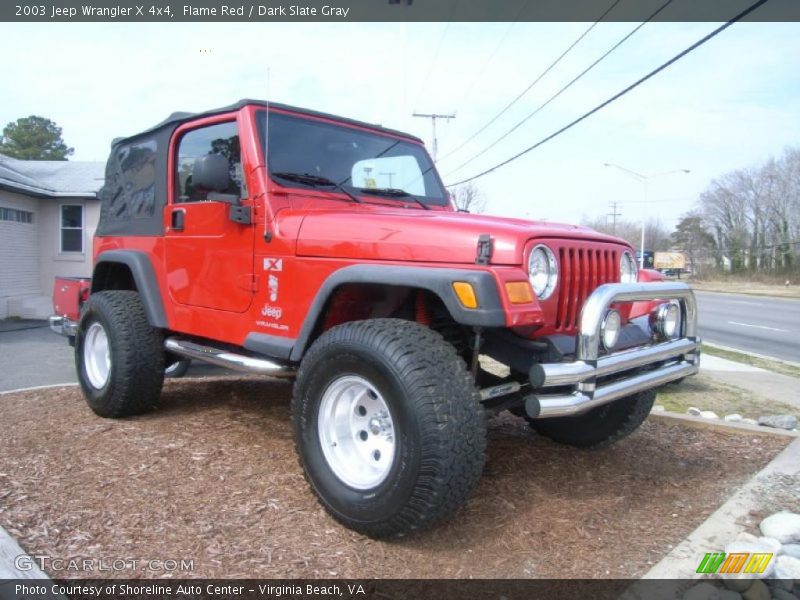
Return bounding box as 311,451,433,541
98,100,423,238
115,99,422,146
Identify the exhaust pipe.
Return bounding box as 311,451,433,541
165,337,296,378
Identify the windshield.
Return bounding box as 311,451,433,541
256,110,448,206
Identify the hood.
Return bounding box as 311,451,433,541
293,208,629,265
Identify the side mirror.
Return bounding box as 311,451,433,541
193,154,230,192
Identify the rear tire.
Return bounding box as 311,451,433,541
528,388,656,449
75,291,165,418
292,319,486,538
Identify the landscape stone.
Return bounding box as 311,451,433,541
781,543,800,559
761,512,800,543
775,555,800,581
683,582,721,600
757,415,798,430
700,410,720,420
717,591,742,600
725,536,776,578
688,406,702,416
741,580,770,600
652,404,665,412
721,576,754,593
741,418,758,425
772,589,800,600
724,414,743,422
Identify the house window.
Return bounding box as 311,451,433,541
60,205,84,253
0,207,34,223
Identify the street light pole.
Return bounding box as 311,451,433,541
603,163,690,269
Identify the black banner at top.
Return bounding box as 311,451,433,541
3,0,800,22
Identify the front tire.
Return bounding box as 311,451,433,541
528,388,656,449
75,291,165,418
292,319,486,538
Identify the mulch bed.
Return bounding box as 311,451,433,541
0,377,789,579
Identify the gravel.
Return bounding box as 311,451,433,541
0,377,790,579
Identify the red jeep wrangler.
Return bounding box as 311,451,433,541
50,100,699,538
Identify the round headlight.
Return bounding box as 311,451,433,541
651,302,681,339
528,245,558,300
620,251,638,283
601,309,622,351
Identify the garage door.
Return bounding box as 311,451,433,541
0,200,40,298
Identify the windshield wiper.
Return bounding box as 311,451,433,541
357,188,431,210
272,171,362,204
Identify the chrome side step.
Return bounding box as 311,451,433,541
165,337,296,378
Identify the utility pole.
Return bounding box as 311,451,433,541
608,201,622,234
412,112,455,162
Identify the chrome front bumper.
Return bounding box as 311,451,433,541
530,282,699,419
49,315,77,337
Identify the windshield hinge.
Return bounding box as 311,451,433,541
476,234,493,265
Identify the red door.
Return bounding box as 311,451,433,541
164,114,255,313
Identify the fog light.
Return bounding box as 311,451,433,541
652,302,681,339
600,309,622,351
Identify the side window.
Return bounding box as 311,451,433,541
175,121,245,202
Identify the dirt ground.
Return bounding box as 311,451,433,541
0,377,789,579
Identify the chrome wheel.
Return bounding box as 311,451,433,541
83,321,110,389
317,375,396,490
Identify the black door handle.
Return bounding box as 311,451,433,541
171,209,185,231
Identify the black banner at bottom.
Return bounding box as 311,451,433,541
2,578,788,600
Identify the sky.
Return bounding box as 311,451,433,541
2,20,799,231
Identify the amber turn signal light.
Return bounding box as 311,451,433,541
505,281,534,304
452,282,478,309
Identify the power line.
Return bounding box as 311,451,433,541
447,0,771,187
446,0,674,177
438,0,622,162
454,3,531,109
412,0,462,110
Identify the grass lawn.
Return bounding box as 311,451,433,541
656,373,798,420
689,279,800,299
701,343,800,378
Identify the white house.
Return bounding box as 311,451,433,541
0,153,104,319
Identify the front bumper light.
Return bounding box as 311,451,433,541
600,309,622,351
651,302,681,339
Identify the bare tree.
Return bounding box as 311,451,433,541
699,146,800,274
581,216,671,252
451,182,487,214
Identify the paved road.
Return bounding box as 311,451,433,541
695,291,800,363
0,322,226,393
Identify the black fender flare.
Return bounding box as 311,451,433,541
287,264,505,361
92,250,168,328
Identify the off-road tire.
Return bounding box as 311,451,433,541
75,291,165,418
528,388,656,449
292,318,486,538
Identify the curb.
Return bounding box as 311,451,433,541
0,525,49,580
641,436,800,580
702,341,800,370
0,383,79,397
650,411,800,438
690,286,800,301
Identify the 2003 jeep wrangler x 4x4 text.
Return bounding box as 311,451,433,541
51,100,699,538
